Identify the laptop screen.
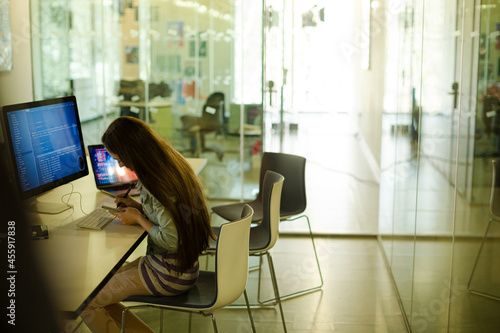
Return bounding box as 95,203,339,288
88,145,138,186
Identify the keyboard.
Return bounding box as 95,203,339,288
75,208,117,230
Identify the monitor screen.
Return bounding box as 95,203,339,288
1,96,88,213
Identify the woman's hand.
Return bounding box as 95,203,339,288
114,194,142,212
110,207,143,225
110,207,154,232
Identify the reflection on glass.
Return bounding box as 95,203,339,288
380,0,500,331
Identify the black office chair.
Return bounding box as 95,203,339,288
482,96,500,138
467,158,500,301
121,205,256,333
180,92,225,161
211,152,323,303
118,79,171,119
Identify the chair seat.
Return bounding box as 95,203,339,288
280,209,304,219
123,271,216,310
209,225,271,253
212,200,263,223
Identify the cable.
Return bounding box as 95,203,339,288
308,160,379,186
60,183,89,215
61,182,75,205
380,158,415,172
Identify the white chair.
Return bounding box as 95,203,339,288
120,205,255,333
209,170,287,332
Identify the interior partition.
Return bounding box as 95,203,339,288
379,0,500,331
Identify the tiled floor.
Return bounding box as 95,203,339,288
70,237,407,332
134,237,406,333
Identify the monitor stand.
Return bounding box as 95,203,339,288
24,198,73,214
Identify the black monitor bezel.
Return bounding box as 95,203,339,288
1,96,89,200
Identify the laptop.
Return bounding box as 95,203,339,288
88,144,140,196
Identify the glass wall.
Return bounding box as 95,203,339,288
28,1,500,330
380,0,500,331
30,0,264,201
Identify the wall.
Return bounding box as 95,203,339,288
0,0,33,106
0,0,32,145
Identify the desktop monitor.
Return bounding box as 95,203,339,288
1,96,88,214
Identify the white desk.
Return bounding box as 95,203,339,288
28,158,206,316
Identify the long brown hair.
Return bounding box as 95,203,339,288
102,116,215,272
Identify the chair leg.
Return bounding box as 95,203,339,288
159,308,164,333
281,215,323,301
196,132,203,157
188,312,193,333
257,255,264,302
468,218,492,291
68,318,84,332
266,252,287,333
204,252,210,270
121,305,162,333
208,313,218,333
260,215,323,304
244,289,257,333
121,308,129,333
468,218,500,300
225,254,275,309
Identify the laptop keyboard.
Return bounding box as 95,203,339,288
75,208,116,230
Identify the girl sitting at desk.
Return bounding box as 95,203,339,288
81,116,216,333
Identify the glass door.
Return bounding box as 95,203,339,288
263,0,285,153
451,0,500,329
411,1,463,331
380,0,500,331
471,0,500,204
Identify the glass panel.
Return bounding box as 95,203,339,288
263,0,285,153
226,0,264,200
141,0,264,201
30,0,266,202
473,0,500,205
412,0,460,329
381,0,500,331
264,1,366,235
31,0,72,100
31,0,121,144
380,0,419,322
450,0,500,331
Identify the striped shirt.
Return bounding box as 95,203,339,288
136,182,199,295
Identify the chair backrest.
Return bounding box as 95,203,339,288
483,96,499,136
258,152,307,217
251,170,284,252
490,159,500,218
212,204,253,308
200,92,225,130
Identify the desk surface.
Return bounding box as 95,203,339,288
29,158,206,315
